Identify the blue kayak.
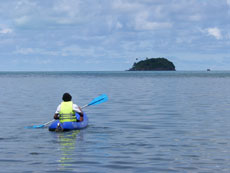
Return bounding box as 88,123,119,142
49,113,88,131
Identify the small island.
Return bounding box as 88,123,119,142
128,57,176,71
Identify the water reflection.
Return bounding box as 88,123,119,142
57,130,81,171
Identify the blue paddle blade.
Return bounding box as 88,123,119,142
25,120,55,129
33,125,45,128
24,124,45,129
88,94,108,106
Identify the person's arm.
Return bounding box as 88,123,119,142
54,104,61,120
78,106,84,121
73,104,84,121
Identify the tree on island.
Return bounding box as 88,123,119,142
128,57,176,71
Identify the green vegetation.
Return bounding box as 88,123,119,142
128,57,176,71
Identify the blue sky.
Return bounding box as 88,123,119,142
0,0,230,71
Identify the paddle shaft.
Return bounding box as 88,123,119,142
43,119,55,126
81,104,89,109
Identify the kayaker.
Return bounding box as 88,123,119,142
54,93,84,122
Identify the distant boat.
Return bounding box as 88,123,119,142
207,69,211,71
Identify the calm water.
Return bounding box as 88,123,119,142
1,71,230,173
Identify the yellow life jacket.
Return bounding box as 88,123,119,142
59,101,76,123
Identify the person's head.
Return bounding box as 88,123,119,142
62,93,72,102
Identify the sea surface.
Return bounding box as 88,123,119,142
1,71,230,173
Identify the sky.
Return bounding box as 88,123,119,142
0,0,230,71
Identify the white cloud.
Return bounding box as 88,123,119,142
53,0,80,17
14,47,59,56
106,16,123,31
0,28,13,34
14,16,31,26
35,58,51,65
135,11,172,30
52,0,82,24
207,27,222,40
136,21,171,31
227,0,230,6
61,45,95,57
112,0,142,11
189,14,202,21
116,22,123,29
15,47,37,54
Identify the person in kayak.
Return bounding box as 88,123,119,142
54,93,84,122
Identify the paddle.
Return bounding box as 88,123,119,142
81,94,108,108
25,94,108,129
25,119,56,129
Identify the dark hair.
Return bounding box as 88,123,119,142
62,93,72,102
